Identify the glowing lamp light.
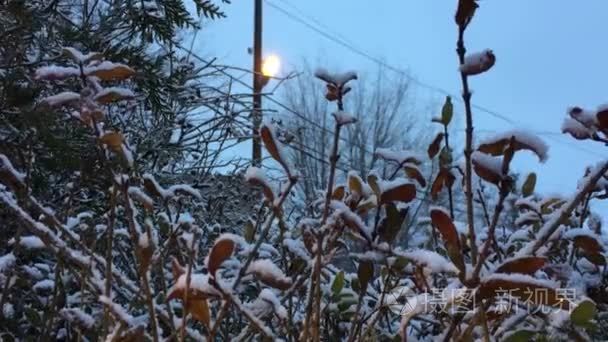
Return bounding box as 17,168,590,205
262,54,281,78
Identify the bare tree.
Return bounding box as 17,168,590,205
280,61,428,205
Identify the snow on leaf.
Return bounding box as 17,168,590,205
128,187,154,211
562,117,594,140
35,65,80,80
564,228,605,254
94,87,135,104
167,184,201,200
245,166,275,203
247,259,292,290
62,47,102,64
40,92,80,107
9,236,45,250
283,238,311,262
478,130,548,162
84,61,135,81
330,200,372,241
332,111,357,125
0,253,16,273
167,273,221,302
471,151,503,185
314,68,357,86
379,178,416,204
33,279,54,292
0,154,26,192
495,256,547,275
99,295,135,326
60,308,95,329
459,49,496,76
401,249,459,274
375,148,424,165
257,288,288,319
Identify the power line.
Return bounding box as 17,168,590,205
264,0,607,159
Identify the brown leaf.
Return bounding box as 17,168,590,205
431,169,447,200
427,132,444,159
208,238,235,276
573,235,604,254
430,208,459,246
495,257,546,275
246,176,275,204
87,63,135,81
332,185,345,200
260,125,292,175
256,274,292,290
380,183,416,204
472,157,502,185
455,0,479,27
94,89,134,104
596,108,608,130
188,298,210,328
478,134,546,162
477,277,571,310
430,208,465,273
143,177,164,199
404,165,426,187
171,257,185,279
99,131,124,152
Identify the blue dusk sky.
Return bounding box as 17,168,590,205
190,0,608,203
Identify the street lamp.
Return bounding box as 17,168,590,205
261,54,280,88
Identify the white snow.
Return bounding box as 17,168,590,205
94,87,135,102
167,184,201,200
60,308,95,329
561,117,594,140
379,178,415,193
84,61,134,78
33,279,55,292
283,238,311,262
2,303,14,319
41,92,80,107
563,228,605,250
0,253,16,273
9,235,45,250
568,106,598,127
459,49,495,75
35,65,80,80
99,295,135,326
481,273,559,289
128,187,154,208
375,148,424,165
471,151,503,175
258,288,288,319
0,154,26,183
62,47,101,63
314,68,357,86
401,249,458,274
332,111,357,125
330,200,372,240
247,259,292,286
479,129,549,162
169,273,220,298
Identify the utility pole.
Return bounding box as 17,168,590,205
252,0,263,166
